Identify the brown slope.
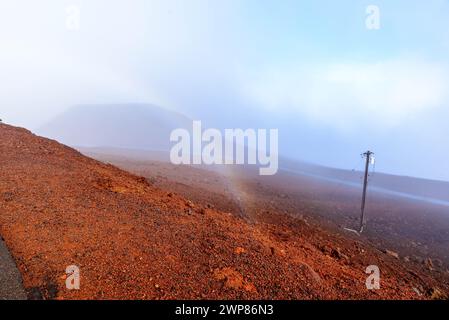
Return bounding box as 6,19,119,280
0,123,447,300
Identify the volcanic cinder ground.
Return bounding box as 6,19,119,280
0,123,448,300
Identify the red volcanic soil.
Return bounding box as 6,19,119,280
1,123,448,300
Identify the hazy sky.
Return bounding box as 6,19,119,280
1,0,449,181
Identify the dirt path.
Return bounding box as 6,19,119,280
0,238,27,300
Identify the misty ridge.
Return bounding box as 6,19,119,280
36,103,449,206
37,104,193,151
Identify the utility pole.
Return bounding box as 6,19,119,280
359,150,374,233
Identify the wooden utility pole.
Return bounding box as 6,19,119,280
359,150,374,233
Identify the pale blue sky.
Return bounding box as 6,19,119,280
1,0,449,180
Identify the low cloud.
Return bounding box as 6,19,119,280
244,58,448,130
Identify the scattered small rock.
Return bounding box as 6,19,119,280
320,244,333,256
213,267,257,293
384,249,399,259
428,287,448,300
234,247,246,255
412,286,422,296
424,258,434,271
301,263,322,285
331,247,342,259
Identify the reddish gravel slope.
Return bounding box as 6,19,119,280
0,123,447,299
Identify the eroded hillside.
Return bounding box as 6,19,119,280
0,123,447,299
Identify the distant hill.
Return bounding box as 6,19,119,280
280,158,449,204
37,104,192,151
